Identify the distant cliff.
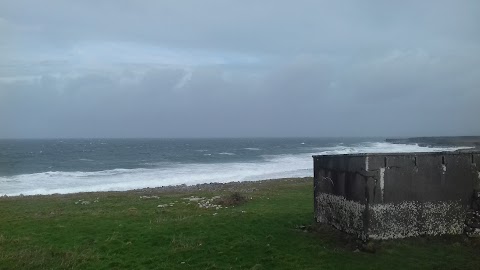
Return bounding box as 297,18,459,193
385,136,480,149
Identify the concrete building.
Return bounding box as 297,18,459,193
313,151,480,240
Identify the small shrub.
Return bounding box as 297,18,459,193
214,192,247,207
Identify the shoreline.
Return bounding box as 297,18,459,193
0,177,313,199
385,136,480,149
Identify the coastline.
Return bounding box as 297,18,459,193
0,177,312,199
385,136,480,149
3,137,476,197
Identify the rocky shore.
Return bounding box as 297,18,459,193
4,177,311,199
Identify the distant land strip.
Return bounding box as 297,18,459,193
385,136,480,149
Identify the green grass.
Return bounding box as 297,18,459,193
0,178,479,269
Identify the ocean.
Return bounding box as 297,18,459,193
0,138,467,196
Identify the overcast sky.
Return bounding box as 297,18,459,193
1,0,479,138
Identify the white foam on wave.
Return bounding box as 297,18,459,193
0,154,310,196
313,142,472,155
0,142,471,196
218,152,236,155
244,148,260,151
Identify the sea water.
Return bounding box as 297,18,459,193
0,138,468,196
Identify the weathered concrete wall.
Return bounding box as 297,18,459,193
313,152,480,240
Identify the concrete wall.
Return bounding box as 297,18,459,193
313,152,480,240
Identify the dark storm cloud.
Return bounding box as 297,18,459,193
0,0,479,138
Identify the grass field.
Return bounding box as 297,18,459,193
0,177,479,269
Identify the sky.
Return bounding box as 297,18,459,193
0,0,479,138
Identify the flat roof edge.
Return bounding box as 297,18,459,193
312,150,480,158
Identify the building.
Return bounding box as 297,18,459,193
313,151,480,240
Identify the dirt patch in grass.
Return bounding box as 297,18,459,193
213,192,248,207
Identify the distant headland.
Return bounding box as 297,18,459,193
385,136,480,149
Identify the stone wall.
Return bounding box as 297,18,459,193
313,152,480,240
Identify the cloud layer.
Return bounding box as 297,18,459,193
1,0,479,138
